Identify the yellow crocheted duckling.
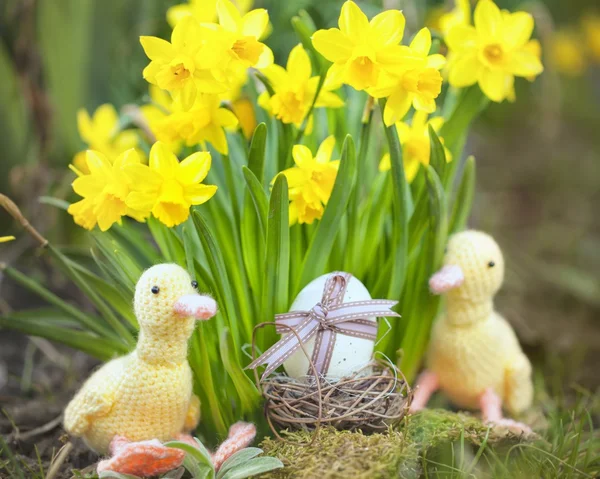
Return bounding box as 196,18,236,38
64,263,217,474
410,230,533,432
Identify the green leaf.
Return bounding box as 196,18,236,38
0,316,125,360
219,329,260,414
0,265,113,339
262,175,290,333
242,167,268,231
428,124,447,179
217,448,264,479
380,99,410,300
164,440,214,478
297,134,356,293
192,211,243,349
247,123,267,183
439,85,489,151
450,155,476,233
48,245,135,346
219,457,284,479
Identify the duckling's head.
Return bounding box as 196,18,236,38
429,230,504,302
134,263,217,335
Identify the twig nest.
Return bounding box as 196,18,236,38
260,360,412,434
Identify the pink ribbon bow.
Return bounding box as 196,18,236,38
247,272,400,380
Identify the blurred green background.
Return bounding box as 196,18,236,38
0,0,599,390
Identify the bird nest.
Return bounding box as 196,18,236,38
257,359,412,438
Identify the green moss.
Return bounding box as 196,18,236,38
259,410,537,479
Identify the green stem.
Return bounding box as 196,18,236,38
378,98,410,300
223,154,241,227
346,97,374,272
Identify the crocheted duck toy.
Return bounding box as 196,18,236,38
64,264,223,475
410,231,533,432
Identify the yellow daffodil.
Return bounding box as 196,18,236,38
153,93,238,154
215,0,273,70
550,30,587,76
0,236,15,243
446,0,543,102
312,1,413,91
126,142,217,227
140,86,183,154
370,28,446,125
167,0,253,27
140,17,229,100
213,69,256,138
73,104,138,174
583,13,600,61
379,112,451,182
68,149,149,232
278,136,339,225
437,0,471,36
231,98,256,138
258,44,343,126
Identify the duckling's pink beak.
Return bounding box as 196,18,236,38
429,265,464,294
173,295,217,320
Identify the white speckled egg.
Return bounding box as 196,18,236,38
282,273,376,380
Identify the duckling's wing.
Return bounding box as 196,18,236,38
496,316,534,414
504,352,533,414
64,357,125,436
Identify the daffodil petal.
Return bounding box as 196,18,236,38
315,136,336,164
370,10,405,47
85,150,112,176
256,44,274,69
216,108,239,128
125,164,163,191
478,68,511,102
339,0,369,38
379,153,391,172
502,11,534,49
217,0,242,32
292,144,313,167
241,9,269,38
413,94,437,113
126,191,157,212
314,90,344,108
474,0,503,39
384,89,412,126
185,184,218,205
178,152,212,184
448,52,480,87
426,53,447,70
287,44,312,81
410,28,432,56
140,36,173,61
0,236,16,243
204,123,229,154
311,29,352,63
72,174,104,198
445,24,478,51
508,49,544,77
150,141,180,178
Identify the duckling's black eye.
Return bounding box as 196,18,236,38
151,286,160,294
191,280,198,289
488,261,495,268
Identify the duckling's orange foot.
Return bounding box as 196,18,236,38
211,422,256,471
479,388,532,435
97,436,185,477
486,418,533,435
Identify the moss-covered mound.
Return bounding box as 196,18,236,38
259,409,534,478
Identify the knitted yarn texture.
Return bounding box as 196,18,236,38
64,264,213,453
